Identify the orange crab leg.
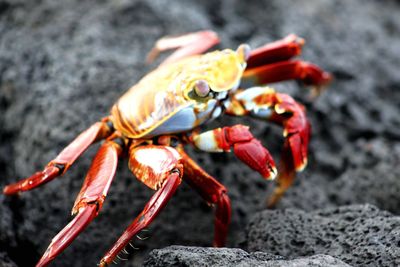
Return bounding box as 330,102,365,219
246,34,304,69
227,87,311,207
3,118,113,195
243,60,332,88
98,145,183,266
99,173,182,267
191,125,277,180
178,148,231,247
146,30,220,65
36,140,122,267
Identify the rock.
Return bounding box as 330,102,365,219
0,0,399,266
0,251,17,267
246,204,400,267
144,246,350,267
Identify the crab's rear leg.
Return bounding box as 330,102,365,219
36,139,123,267
3,118,114,195
99,144,183,266
146,30,220,65
243,35,332,94
243,60,332,92
226,87,310,208
246,34,305,69
178,148,231,247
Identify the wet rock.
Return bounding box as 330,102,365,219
144,246,350,267
246,205,400,267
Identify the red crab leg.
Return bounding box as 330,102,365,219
36,140,122,267
146,30,220,65
191,125,277,180
242,60,332,88
178,148,231,247
99,173,182,267
246,34,305,69
98,144,183,266
3,118,113,195
227,88,311,207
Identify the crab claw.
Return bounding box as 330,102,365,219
192,125,277,180
275,93,310,172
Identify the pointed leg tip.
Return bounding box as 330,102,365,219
3,184,18,195
98,260,108,267
263,166,278,180
270,166,278,180
3,186,11,195
295,159,308,172
36,254,54,267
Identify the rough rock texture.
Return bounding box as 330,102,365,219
0,0,399,266
144,246,351,267
0,252,17,267
246,205,400,267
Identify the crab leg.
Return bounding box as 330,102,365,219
242,60,332,89
3,118,113,195
246,34,305,69
191,125,277,180
99,145,183,266
146,30,220,65
227,87,311,207
178,148,231,247
36,140,122,267
99,173,181,266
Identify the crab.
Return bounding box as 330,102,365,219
3,30,331,266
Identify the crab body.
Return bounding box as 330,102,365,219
111,50,243,139
3,31,331,267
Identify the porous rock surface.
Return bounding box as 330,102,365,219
246,204,400,267
0,0,399,266
144,246,350,267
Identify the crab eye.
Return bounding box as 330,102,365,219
236,44,251,63
194,80,210,97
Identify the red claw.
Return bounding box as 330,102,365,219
275,94,311,171
224,125,277,180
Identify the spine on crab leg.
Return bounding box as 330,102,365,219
99,173,182,266
36,140,122,267
226,88,311,207
178,148,231,247
192,125,277,180
246,34,305,69
3,118,114,195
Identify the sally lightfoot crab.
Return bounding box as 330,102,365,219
3,30,331,266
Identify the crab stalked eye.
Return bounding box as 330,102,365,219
236,44,251,63
194,80,210,97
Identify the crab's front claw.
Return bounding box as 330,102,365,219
225,125,278,180
192,125,277,180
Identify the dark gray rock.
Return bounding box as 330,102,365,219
0,252,17,267
246,204,400,267
144,246,350,267
0,0,399,266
